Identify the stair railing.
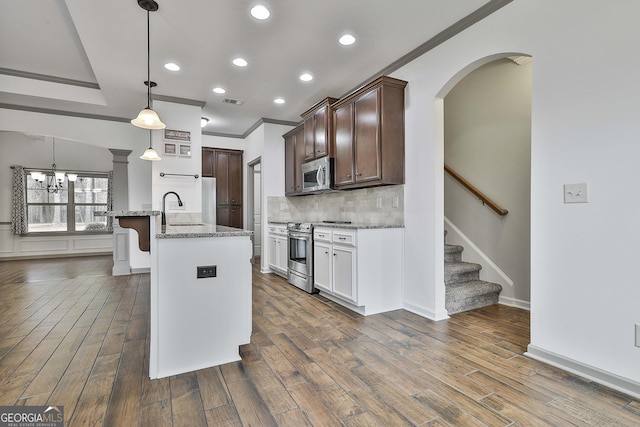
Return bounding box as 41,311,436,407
444,164,508,216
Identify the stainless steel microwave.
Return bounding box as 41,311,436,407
301,157,334,193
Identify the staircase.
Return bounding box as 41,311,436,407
445,231,502,314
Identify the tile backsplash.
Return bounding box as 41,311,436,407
268,185,404,225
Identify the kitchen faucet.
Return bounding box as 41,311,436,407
161,191,183,226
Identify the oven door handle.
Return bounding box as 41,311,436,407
288,231,312,239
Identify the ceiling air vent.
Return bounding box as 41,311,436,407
223,98,244,105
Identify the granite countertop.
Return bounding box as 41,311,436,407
312,222,404,230
268,220,403,230
156,223,253,239
94,210,161,217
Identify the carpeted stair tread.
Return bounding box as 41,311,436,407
444,261,481,284
446,280,502,298
444,229,502,314
445,244,463,262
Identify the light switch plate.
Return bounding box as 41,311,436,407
564,183,589,203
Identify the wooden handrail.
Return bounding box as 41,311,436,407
444,164,508,216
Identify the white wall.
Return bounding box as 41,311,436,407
244,123,292,271
444,59,531,306
392,0,640,395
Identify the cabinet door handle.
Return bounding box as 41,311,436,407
356,173,362,177
346,174,352,178
333,253,336,256
338,237,346,240
325,251,328,254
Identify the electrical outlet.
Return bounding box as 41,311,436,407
392,196,399,208
376,197,382,209
197,265,217,278
635,324,640,348
564,183,589,203
280,202,287,211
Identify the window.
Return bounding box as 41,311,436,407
26,172,109,233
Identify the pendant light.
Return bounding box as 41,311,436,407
131,0,166,130
140,129,161,161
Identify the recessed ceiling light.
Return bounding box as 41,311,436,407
274,98,285,104
250,5,270,20
213,87,226,94
164,62,181,71
201,117,209,128
339,34,356,46
232,57,248,67
299,73,313,82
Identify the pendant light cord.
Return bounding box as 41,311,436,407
146,10,151,108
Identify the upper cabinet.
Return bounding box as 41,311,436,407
202,148,215,177
332,76,407,189
202,147,243,227
301,97,338,161
284,124,305,196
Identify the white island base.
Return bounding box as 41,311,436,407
150,224,253,379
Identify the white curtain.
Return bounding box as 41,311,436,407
11,165,28,235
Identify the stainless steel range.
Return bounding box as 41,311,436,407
287,222,315,293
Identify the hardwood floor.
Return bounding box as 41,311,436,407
1,256,639,426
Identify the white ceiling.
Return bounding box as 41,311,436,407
0,0,499,137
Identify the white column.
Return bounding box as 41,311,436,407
109,149,132,275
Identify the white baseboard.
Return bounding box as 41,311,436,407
526,345,640,400
499,296,531,310
131,267,150,274
402,301,450,321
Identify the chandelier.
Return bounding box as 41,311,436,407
30,138,77,194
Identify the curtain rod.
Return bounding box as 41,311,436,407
10,166,111,174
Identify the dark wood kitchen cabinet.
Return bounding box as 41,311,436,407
202,147,243,227
301,97,338,161
332,76,407,190
202,148,215,177
216,206,243,229
284,124,305,195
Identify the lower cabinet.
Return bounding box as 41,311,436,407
267,224,288,277
313,226,404,315
217,206,243,229
313,228,357,304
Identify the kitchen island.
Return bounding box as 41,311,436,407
96,211,253,379
151,222,253,379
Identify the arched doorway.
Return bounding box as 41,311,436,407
438,54,532,313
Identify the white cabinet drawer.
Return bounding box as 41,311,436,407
314,228,332,242
332,229,356,246
268,224,287,236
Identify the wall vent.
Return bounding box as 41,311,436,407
223,98,244,105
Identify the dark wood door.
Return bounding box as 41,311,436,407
334,102,355,187
229,206,243,228
304,115,315,161
314,107,328,158
354,88,381,183
284,132,296,194
228,152,242,205
284,125,304,195
202,148,214,177
215,151,230,205
294,126,305,191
